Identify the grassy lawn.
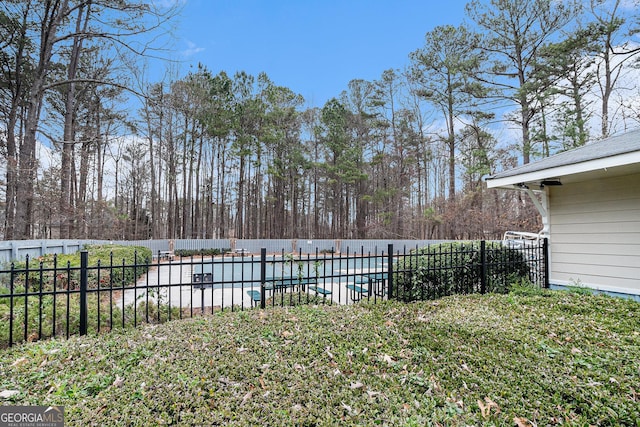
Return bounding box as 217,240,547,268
1,288,638,426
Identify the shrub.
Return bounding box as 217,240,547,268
174,248,230,257
0,244,156,348
1,289,182,348
2,245,151,293
0,291,124,348
392,241,531,302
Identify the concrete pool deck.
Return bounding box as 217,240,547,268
116,261,387,311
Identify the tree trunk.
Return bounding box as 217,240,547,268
2,4,31,240
59,2,90,238
14,0,70,239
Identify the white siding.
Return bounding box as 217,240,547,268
549,172,640,295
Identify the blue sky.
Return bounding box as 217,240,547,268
168,0,469,107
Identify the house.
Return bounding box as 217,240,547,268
486,130,640,300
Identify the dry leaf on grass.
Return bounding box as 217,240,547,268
325,347,334,360
112,375,124,388
381,354,395,365
240,391,253,406
0,390,20,399
514,416,535,427
11,357,28,367
478,396,500,418
341,402,358,416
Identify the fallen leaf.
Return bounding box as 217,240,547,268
237,347,248,353
514,417,534,427
341,402,358,415
571,347,582,354
112,375,124,388
382,354,395,365
350,381,364,389
325,347,334,360
478,396,500,418
478,399,488,418
281,330,294,338
0,390,20,399
484,397,500,413
11,357,28,367
430,374,442,392
240,390,253,406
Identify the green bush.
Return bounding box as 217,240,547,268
2,245,151,293
0,291,121,348
392,242,531,302
85,244,152,266
0,244,158,348
0,289,182,348
174,248,230,257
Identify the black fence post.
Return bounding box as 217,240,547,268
260,248,266,309
79,250,88,336
387,244,394,298
543,238,550,288
9,265,15,347
480,241,487,294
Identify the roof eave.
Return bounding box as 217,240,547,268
486,151,640,189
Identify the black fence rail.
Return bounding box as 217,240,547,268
0,240,547,348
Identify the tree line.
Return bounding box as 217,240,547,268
2,0,640,241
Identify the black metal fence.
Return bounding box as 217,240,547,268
0,240,547,348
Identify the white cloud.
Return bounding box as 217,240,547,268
181,39,205,58
151,0,187,9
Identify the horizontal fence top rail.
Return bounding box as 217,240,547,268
0,239,464,263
